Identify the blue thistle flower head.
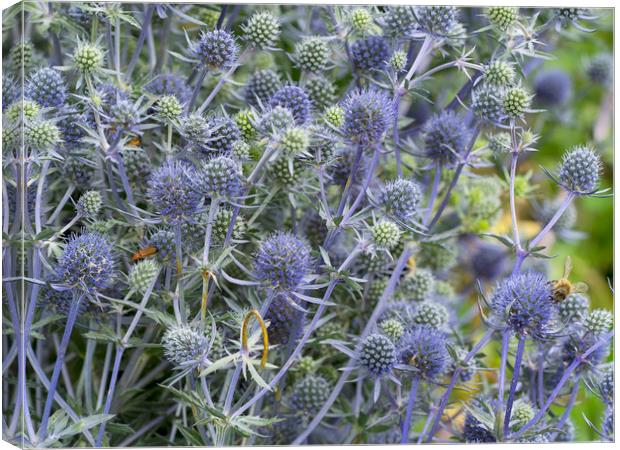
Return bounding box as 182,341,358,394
147,161,203,225
162,324,212,370
463,405,497,443
471,84,505,123
201,156,243,198
490,272,557,339
179,114,211,147
382,6,418,38
341,89,393,147
56,232,115,292
534,69,572,106
245,69,282,108
290,375,331,414
423,110,470,165
146,229,177,265
144,73,192,103
396,325,450,378
110,99,141,133
2,73,19,110
471,242,508,281
254,232,312,290
264,292,305,345
414,6,459,38
26,67,67,108
57,109,87,150
351,36,390,72
359,333,397,378
204,115,241,156
557,146,603,196
378,178,422,220
562,330,610,374
191,29,239,71
269,85,312,124
40,283,93,316
587,54,612,86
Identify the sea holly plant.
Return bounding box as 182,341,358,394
1,3,613,448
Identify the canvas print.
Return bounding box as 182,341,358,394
1,2,614,447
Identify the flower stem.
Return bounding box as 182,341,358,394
510,331,612,439
401,378,420,443
428,124,480,230
125,5,154,81
402,36,432,87
498,329,510,410
186,66,208,114
292,246,414,443
549,378,580,441
424,162,442,226
529,192,576,249
95,270,160,446
26,345,96,446
196,51,248,114
423,328,494,443
509,149,521,251
38,294,83,441
503,336,526,436
201,199,220,320
537,344,545,409
340,146,380,226
335,144,364,218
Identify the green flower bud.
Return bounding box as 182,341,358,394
73,41,105,73
155,95,183,122
371,220,401,250
77,190,102,218
128,259,160,294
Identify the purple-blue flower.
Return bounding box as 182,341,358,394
264,292,305,345
423,110,470,165
254,232,312,290
191,29,239,70
490,272,556,339
351,36,390,72
201,156,243,198
56,232,115,292
341,89,393,147
396,325,450,378
26,67,67,107
269,85,311,124
147,161,203,224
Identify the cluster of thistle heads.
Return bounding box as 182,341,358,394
2,3,613,447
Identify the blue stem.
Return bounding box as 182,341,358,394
549,378,580,441
423,328,494,443
401,378,420,444
537,345,545,409
125,5,154,81
38,294,83,441
498,330,510,412
428,124,480,230
95,348,124,447
511,332,612,439
503,336,526,436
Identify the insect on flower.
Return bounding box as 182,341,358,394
131,245,158,262
548,256,589,303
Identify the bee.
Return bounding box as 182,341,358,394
549,256,588,303
131,245,158,261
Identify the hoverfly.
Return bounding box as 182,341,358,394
549,256,588,303
131,245,158,261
